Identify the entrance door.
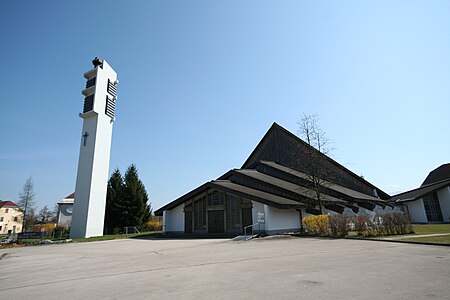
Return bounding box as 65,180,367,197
208,210,225,233
242,208,253,233
185,211,192,233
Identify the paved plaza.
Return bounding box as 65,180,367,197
1,237,449,299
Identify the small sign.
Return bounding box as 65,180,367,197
257,212,265,223
18,232,43,239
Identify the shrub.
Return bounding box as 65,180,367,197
353,215,368,236
302,215,329,236
146,218,162,232
354,212,414,237
329,215,350,237
52,226,69,239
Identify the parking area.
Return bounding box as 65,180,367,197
1,236,449,299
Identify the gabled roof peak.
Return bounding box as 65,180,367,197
241,122,389,199
0,200,19,208
421,163,450,186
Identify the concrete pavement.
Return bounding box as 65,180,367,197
0,236,449,299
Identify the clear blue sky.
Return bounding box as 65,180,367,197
1,1,449,212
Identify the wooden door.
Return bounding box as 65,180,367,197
208,210,225,233
185,211,192,233
242,208,253,233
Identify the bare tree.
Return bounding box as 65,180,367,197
38,205,54,223
297,114,333,214
18,177,36,231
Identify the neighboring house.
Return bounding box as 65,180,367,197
155,123,400,236
0,200,23,234
56,193,74,228
391,164,450,223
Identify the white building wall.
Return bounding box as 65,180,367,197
437,186,450,222
163,204,184,233
264,206,301,234
57,203,73,228
251,201,266,234
405,199,428,223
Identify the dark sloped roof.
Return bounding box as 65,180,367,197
155,159,389,216
0,201,19,208
212,180,305,208
154,179,305,215
259,161,383,203
391,179,450,203
154,182,211,215
233,169,346,204
421,164,450,186
241,123,389,199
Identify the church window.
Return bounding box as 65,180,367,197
423,192,443,222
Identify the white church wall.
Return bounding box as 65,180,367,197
264,206,301,234
437,186,450,222
251,201,266,234
163,204,185,233
405,199,428,223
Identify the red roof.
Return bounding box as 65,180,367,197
65,193,75,199
0,200,19,208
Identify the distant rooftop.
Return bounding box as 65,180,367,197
0,200,19,208
58,193,75,204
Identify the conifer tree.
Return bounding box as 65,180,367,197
105,164,151,233
105,168,124,233
122,164,148,227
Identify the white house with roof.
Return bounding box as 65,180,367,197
392,164,450,223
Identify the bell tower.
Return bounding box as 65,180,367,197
70,57,118,238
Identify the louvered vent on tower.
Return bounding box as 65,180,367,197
85,77,96,89
83,95,94,113
105,96,116,118
107,79,117,97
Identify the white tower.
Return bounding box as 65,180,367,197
71,58,118,238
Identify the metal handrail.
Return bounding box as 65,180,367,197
124,226,141,235
244,223,261,241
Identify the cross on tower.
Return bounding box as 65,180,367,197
83,132,89,146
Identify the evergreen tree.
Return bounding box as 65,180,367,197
104,168,124,233
104,164,151,233
122,164,148,227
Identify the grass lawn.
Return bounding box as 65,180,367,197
3,231,162,246
72,233,141,242
411,224,450,235
386,224,450,245
401,235,450,245
72,231,161,243
347,224,450,245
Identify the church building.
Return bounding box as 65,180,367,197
155,123,401,236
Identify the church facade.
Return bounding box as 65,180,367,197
155,123,402,236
